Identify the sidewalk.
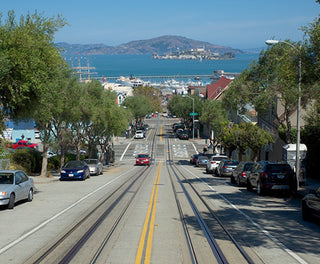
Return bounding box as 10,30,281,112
296,177,320,198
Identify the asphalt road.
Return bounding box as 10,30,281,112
0,117,319,264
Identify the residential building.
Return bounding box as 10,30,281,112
206,76,233,100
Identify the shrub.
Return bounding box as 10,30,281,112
10,148,42,174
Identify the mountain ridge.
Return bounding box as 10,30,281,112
56,35,243,55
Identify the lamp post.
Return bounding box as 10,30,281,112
265,39,302,190
183,95,195,140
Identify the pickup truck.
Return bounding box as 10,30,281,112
12,140,38,149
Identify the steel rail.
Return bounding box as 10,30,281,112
31,121,159,264
31,165,150,264
175,161,255,264
165,119,253,264
165,132,198,264
90,119,159,264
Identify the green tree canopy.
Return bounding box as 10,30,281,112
0,11,67,118
122,95,152,122
133,86,162,113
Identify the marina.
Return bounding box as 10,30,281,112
67,53,259,83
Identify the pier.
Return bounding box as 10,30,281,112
96,72,240,81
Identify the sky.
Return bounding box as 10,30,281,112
1,0,320,49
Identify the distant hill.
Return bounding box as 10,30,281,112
56,35,243,55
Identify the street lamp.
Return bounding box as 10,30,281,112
183,94,195,140
265,39,302,190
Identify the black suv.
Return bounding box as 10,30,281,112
247,161,297,196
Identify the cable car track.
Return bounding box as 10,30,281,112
165,127,254,264
27,123,160,264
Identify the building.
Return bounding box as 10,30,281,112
206,76,233,100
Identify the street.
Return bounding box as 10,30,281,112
0,117,319,264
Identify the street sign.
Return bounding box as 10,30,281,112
190,113,198,116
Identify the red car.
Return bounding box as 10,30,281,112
12,140,38,150
136,154,150,166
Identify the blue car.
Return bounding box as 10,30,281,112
60,160,90,181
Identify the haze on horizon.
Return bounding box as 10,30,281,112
1,0,320,50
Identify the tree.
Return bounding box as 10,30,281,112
218,122,273,161
133,86,162,113
122,95,152,125
200,100,228,151
223,41,311,144
0,11,67,120
240,123,274,161
80,81,128,162
167,95,204,124
0,11,70,176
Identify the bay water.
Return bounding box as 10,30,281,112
66,53,260,83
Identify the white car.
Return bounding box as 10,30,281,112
206,155,228,174
134,130,145,139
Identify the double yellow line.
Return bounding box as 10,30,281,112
135,162,162,264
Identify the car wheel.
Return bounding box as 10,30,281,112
27,189,33,202
236,177,241,187
247,180,253,192
257,181,265,196
230,176,236,184
302,202,312,221
8,193,15,209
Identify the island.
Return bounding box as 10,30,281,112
151,48,235,60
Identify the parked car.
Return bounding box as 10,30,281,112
196,156,209,167
247,161,297,196
83,159,103,175
231,162,255,186
178,131,189,140
206,155,228,174
134,130,145,139
302,187,320,223
136,154,150,166
0,170,34,209
190,154,200,165
216,160,239,177
173,123,183,132
12,140,38,150
60,160,90,181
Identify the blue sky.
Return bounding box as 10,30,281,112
1,0,319,49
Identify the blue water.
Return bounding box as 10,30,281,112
66,53,259,81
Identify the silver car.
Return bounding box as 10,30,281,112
0,170,34,209
206,155,228,174
83,159,103,175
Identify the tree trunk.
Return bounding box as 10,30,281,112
76,140,81,161
60,146,65,170
40,143,48,177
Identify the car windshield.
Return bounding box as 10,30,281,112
213,156,228,161
266,164,292,173
244,163,254,170
84,159,98,164
65,161,84,168
137,154,149,158
0,173,14,184
225,160,239,165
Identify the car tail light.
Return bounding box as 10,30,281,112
241,171,247,178
261,171,268,179
211,161,215,164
